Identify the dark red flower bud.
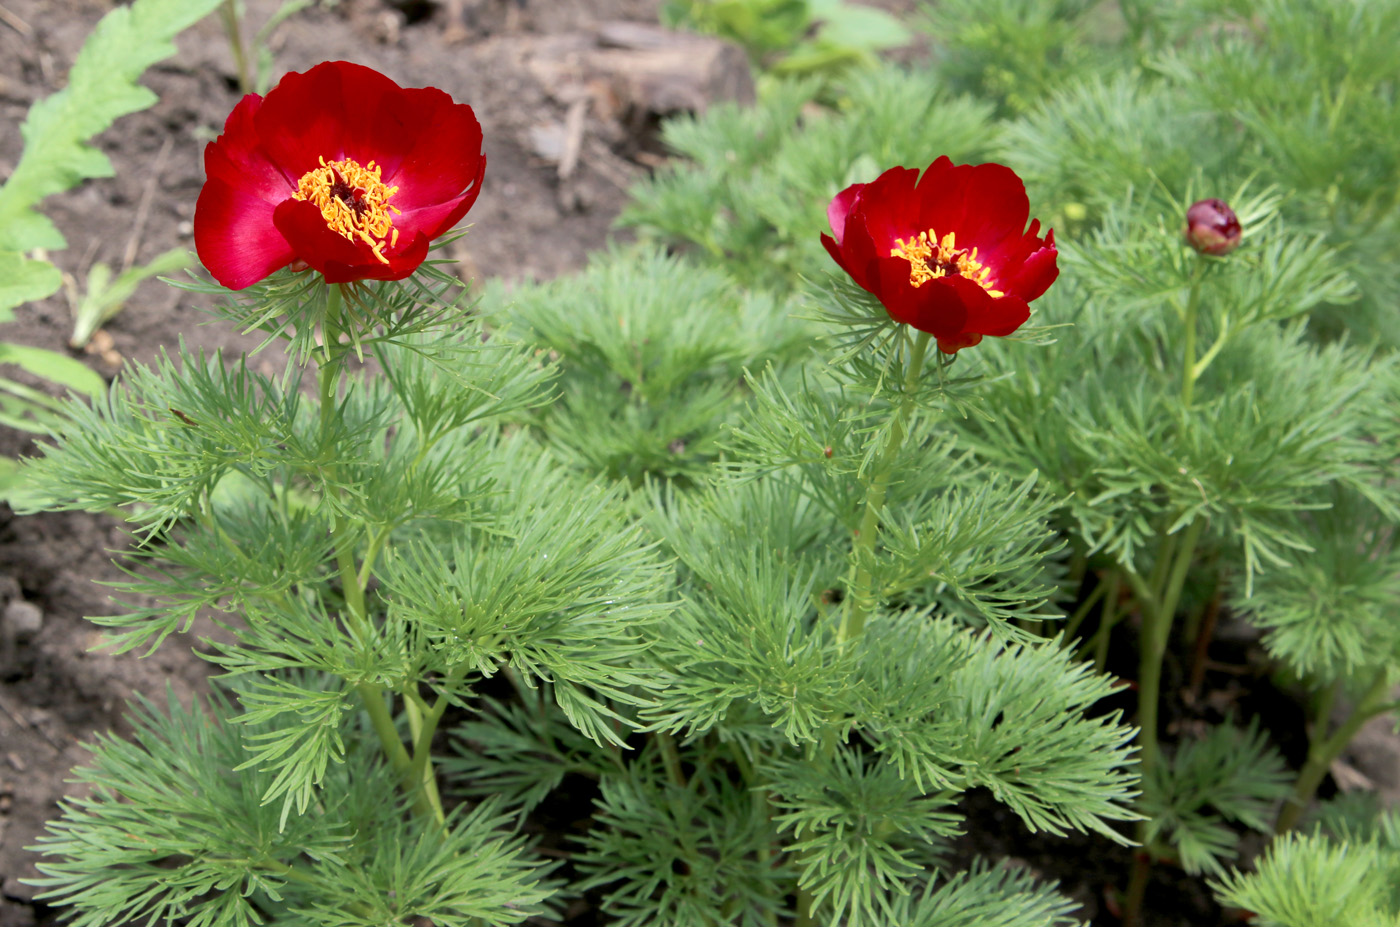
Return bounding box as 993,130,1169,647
1184,198,1241,256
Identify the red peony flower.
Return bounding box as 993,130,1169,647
1184,198,1241,256
821,156,1058,354
194,60,486,290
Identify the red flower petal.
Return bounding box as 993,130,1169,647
858,166,922,254
984,217,1045,272
837,209,885,292
319,233,431,285
203,93,295,202
821,232,852,280
949,162,1031,258
975,293,1032,337
872,255,970,339
194,177,296,290
912,156,973,245
1007,240,1060,303
820,156,1056,353
826,182,865,246
195,61,486,289
393,156,487,242
386,97,485,212
272,198,419,281
254,61,407,179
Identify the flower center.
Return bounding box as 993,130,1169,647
890,230,1004,297
292,156,400,264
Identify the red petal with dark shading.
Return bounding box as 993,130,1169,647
194,177,296,290
203,94,295,202
194,60,486,290
826,183,864,246
821,156,1057,353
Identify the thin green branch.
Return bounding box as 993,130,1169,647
218,0,253,94
1179,267,1203,408
1064,577,1110,640
1276,668,1394,832
656,730,688,789
839,328,932,646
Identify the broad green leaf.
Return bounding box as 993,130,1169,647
71,247,190,348
0,251,63,320
0,0,225,252
809,0,911,50
0,343,105,398
0,456,22,497
0,456,56,510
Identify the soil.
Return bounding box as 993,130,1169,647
0,2,1395,927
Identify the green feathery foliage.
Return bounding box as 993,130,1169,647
29,690,552,927
25,0,1400,924
1212,809,1400,927
1228,486,1400,682
487,245,810,484
916,0,1108,116
1141,721,1292,876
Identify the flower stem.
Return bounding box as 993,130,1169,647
839,329,932,647
1180,266,1204,409
1120,849,1152,927
407,688,456,827
1176,263,1209,408
315,284,443,824
1121,515,1204,927
657,730,688,788
1077,571,1121,672
218,0,253,94
1276,668,1393,832
798,330,934,926
1134,517,1203,797
1064,576,1110,641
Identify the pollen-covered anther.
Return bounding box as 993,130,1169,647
890,230,1004,297
293,156,401,264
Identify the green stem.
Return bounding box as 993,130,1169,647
1084,571,1121,673
839,329,932,646
218,0,253,94
407,686,456,827
657,730,688,788
1146,528,1178,609
1064,577,1109,641
357,524,391,590
1191,316,1230,382
355,683,422,803
1135,517,1204,784
1156,519,1202,636
1120,849,1151,927
1179,268,1204,409
801,330,934,927
796,891,816,927
1122,517,1204,927
315,284,443,825
1277,669,1393,832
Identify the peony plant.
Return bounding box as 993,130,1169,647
617,0,1400,922
12,0,1400,925
17,48,1145,927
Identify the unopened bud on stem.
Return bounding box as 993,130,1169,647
1184,198,1241,256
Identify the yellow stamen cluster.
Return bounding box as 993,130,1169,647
890,230,1004,297
293,156,401,264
